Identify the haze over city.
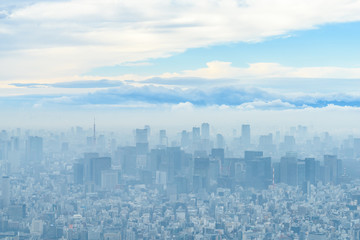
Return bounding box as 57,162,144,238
2,0,360,239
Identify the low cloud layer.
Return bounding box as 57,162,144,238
3,83,360,111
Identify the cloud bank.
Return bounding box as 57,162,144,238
3,83,360,111
2,0,360,80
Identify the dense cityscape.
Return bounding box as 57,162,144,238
3,0,360,239
0,123,359,239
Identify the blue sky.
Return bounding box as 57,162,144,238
86,22,360,77
1,0,360,129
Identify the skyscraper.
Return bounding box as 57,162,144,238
136,128,149,154
26,136,43,163
2,176,9,208
159,130,168,146
305,158,316,185
201,123,210,140
192,127,201,142
241,124,250,147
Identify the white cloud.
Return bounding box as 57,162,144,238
171,102,195,111
235,99,295,110
2,0,360,80
174,61,360,80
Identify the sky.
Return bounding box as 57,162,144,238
1,0,360,132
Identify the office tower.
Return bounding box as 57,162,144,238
159,130,168,146
354,138,360,157
73,162,84,184
216,134,225,149
136,128,149,154
241,124,251,147
145,125,151,137
297,125,307,140
258,134,275,153
305,158,316,185
2,176,9,208
324,155,342,184
193,157,210,192
101,170,119,191
116,147,137,176
281,136,296,152
192,127,200,142
201,123,210,140
83,152,99,183
155,171,167,185
93,118,96,146
181,130,190,149
192,127,201,152
297,160,306,186
244,151,271,189
166,147,183,184
26,136,43,163
280,156,298,186
92,157,111,187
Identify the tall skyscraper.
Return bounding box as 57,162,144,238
354,138,360,157
192,127,201,142
216,134,225,149
2,176,10,208
26,136,43,163
324,155,342,184
136,128,149,154
84,156,111,187
93,117,96,147
201,123,210,140
241,124,250,147
280,156,298,186
159,130,168,146
305,158,316,185
73,162,84,185
192,127,201,151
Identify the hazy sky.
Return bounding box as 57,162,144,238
1,0,360,130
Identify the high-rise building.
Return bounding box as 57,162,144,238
101,170,119,191
26,136,43,163
216,134,225,149
280,156,298,186
241,124,250,147
354,138,360,157
2,176,10,208
136,128,149,154
181,130,190,149
258,134,275,153
281,136,296,152
305,158,316,185
83,152,99,183
324,155,342,184
159,130,168,146
192,127,201,152
201,123,210,140
92,157,111,186
73,162,84,185
192,127,201,142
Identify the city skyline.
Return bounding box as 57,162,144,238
2,1,360,239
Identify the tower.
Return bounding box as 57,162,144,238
2,176,9,208
241,124,250,147
26,136,43,163
201,123,210,140
93,117,96,147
